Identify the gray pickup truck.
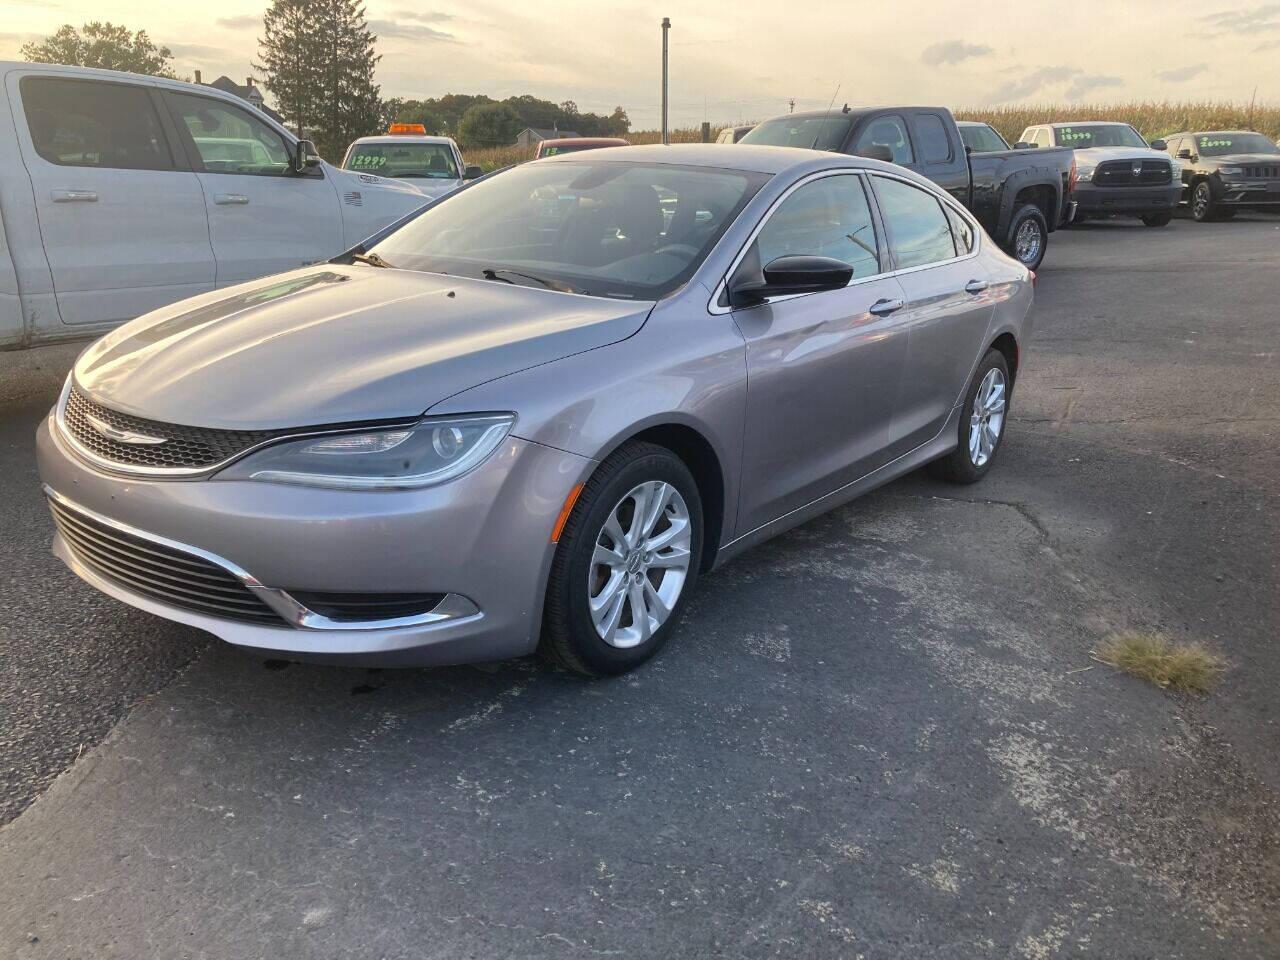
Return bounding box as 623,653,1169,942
742,107,1076,270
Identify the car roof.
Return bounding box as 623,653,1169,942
1045,121,1130,127
1165,129,1257,138
351,135,458,146
542,137,629,146
955,120,992,127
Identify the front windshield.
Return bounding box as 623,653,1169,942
741,115,853,151
540,142,604,156
1055,124,1147,148
370,161,769,300
959,124,1010,153
344,142,460,179
1194,133,1280,156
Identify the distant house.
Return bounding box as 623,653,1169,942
193,70,285,124
515,127,581,149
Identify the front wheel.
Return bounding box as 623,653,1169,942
1191,181,1220,222
929,348,1011,484
1005,204,1048,271
1142,211,1172,227
540,442,703,677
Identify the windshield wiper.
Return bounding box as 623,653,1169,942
481,268,578,295
350,251,395,269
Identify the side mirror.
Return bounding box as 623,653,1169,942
1013,141,1037,149
855,145,894,163
293,139,321,173
729,255,853,307
463,165,483,180
1149,138,1168,151
1177,148,1193,160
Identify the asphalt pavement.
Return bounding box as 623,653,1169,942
1,215,1277,958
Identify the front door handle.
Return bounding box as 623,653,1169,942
868,297,905,317
50,189,97,203
964,279,989,294
214,193,250,205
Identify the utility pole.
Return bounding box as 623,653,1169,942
661,17,670,145
788,98,796,114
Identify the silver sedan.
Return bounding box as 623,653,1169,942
37,145,1034,675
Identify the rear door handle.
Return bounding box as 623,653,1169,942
50,189,97,203
868,297,905,316
964,279,989,294
214,194,250,205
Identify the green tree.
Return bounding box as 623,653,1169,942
257,0,383,159
457,102,522,147
21,21,179,78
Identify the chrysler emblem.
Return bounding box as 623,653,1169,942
84,413,167,446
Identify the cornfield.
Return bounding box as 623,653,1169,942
463,101,1280,171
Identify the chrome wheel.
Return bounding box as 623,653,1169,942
968,368,1006,468
1013,218,1042,265
588,481,692,649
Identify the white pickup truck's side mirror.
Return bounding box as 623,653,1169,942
294,140,321,173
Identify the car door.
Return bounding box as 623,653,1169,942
162,90,343,286
869,174,994,457
730,171,911,535
10,73,215,326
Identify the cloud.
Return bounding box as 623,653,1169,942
1065,74,1123,100
1256,36,1280,48
1199,3,1280,34
367,19,456,42
391,9,453,23
1155,64,1207,82
216,15,259,30
989,66,1081,103
165,42,233,60
920,40,994,65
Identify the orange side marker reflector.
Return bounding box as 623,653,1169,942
551,483,585,542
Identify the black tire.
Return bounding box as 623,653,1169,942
1141,211,1172,227
539,441,703,677
1191,180,1220,222
929,348,1012,484
1004,204,1048,271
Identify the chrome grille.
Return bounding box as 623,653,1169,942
62,386,293,471
49,496,285,625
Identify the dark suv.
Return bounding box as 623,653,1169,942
1161,130,1280,222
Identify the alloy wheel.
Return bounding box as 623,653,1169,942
1193,183,1211,220
588,481,692,648
968,368,1007,467
1014,219,1043,265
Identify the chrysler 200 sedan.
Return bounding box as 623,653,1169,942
37,145,1033,676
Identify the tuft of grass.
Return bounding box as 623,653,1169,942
1094,632,1225,694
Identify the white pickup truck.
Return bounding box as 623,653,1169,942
0,62,430,349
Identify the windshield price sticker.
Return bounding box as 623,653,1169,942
351,154,388,169
1200,137,1232,149
1061,128,1093,142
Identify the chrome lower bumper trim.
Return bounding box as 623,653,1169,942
43,485,480,632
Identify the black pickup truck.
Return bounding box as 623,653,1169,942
741,107,1076,270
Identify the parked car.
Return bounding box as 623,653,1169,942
37,145,1033,675
741,106,1074,270
1159,130,1280,221
1018,121,1180,227
0,62,430,350
956,120,1015,154
341,124,479,197
534,137,630,158
716,124,755,144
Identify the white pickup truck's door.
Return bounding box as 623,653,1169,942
162,90,343,286
10,74,215,326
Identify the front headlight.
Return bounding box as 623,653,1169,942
1074,165,1095,182
217,414,514,489
1218,165,1244,176
1168,160,1181,179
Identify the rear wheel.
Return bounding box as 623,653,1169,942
1005,204,1048,270
540,442,702,677
1142,211,1172,227
929,348,1011,484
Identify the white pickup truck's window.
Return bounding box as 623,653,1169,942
167,93,291,176
21,77,175,171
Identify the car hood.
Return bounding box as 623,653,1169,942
74,267,652,430
1209,153,1280,165
1073,146,1171,164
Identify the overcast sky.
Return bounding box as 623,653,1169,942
2,0,1277,128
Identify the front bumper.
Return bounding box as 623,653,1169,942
37,415,594,666
1213,179,1280,206
1072,182,1180,215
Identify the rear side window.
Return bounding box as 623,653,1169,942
756,174,880,280
166,92,292,176
916,114,953,163
852,116,915,165
944,205,975,254
21,77,175,171
873,176,957,269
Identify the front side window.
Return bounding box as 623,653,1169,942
740,115,854,151
21,77,174,171
852,116,915,165
916,114,953,163
1032,129,1052,148
343,142,459,178
167,92,291,175
1194,132,1280,156
370,161,768,301
755,175,880,280
873,176,957,270
1055,124,1147,149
